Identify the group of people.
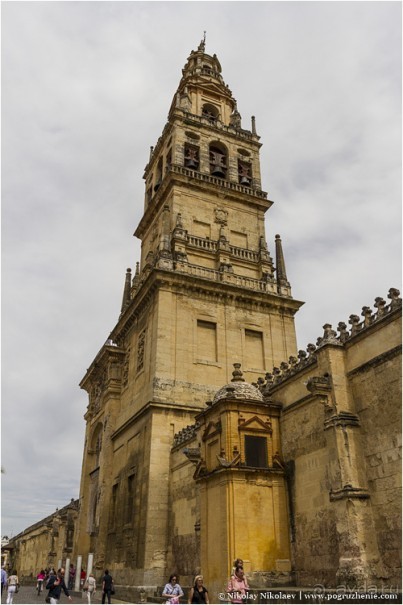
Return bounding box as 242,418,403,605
1,558,249,604
162,573,209,604
44,567,113,605
161,557,249,604
66,564,89,590
0,564,114,605
1,567,19,604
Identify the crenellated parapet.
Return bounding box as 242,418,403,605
257,288,401,391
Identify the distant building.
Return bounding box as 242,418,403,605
5,499,78,578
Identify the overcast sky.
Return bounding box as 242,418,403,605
2,2,401,538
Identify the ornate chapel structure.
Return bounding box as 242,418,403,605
7,41,400,602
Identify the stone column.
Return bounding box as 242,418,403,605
65,558,70,587
75,556,82,592
58,559,62,571
87,553,94,577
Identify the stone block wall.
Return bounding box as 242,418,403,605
272,297,402,588
348,348,402,585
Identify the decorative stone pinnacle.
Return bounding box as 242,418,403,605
120,267,132,314
361,306,373,327
275,233,289,286
306,343,317,356
231,363,245,382
337,322,349,343
317,323,340,347
374,297,386,317
349,314,361,336
388,288,401,310
251,115,257,135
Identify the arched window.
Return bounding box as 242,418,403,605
154,157,163,191
238,160,252,186
202,103,219,124
209,142,227,179
184,144,200,170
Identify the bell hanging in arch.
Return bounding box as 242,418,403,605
211,165,226,177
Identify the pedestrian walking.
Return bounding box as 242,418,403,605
1,566,7,596
36,569,46,595
83,572,96,604
6,569,19,604
101,569,114,604
68,564,76,590
188,575,209,603
80,568,87,588
162,574,184,604
46,569,72,604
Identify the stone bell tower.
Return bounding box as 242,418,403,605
75,38,303,595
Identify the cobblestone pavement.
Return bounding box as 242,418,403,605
0,586,128,605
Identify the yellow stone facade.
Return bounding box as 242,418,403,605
73,40,303,599
5,499,78,580
6,42,401,601
73,42,401,600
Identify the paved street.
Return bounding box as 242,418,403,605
0,585,129,605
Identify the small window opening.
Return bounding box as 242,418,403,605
202,103,219,124
244,435,267,468
154,157,163,191
184,144,200,170
238,161,252,186
209,143,227,179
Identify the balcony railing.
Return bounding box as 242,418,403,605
169,164,268,199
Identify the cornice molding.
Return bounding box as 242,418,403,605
110,267,303,345
347,344,402,377
111,400,203,441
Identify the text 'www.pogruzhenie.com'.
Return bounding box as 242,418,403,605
218,589,400,602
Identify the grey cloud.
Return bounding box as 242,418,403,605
2,1,401,536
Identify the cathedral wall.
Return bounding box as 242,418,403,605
347,343,402,585
7,501,79,582
168,441,200,584
11,529,51,579
278,310,401,588
104,417,151,581
281,392,339,586
119,295,159,416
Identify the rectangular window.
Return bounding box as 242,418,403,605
125,474,135,524
197,320,217,362
109,483,118,528
245,435,268,468
245,329,264,370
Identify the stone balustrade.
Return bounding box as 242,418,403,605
169,163,268,199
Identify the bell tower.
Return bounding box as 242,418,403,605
76,39,303,592
136,37,290,295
